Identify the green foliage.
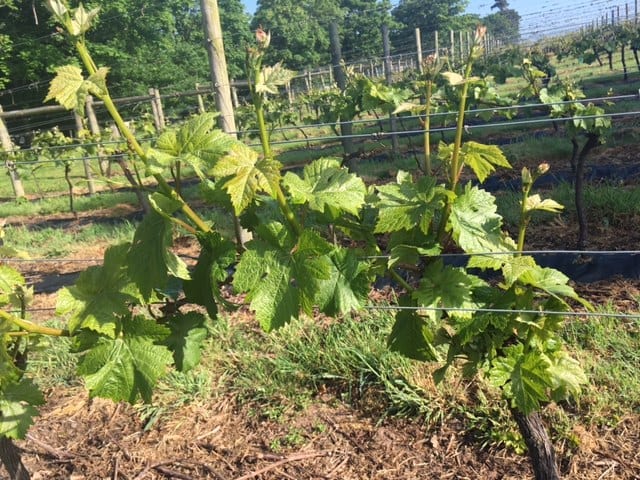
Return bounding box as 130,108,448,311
163,312,209,373
75,315,172,402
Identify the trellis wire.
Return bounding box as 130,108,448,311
365,305,640,320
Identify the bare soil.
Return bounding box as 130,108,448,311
5,145,640,479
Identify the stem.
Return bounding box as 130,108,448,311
251,69,303,237
449,59,474,189
517,184,532,253
75,40,212,234
0,310,69,337
390,268,414,294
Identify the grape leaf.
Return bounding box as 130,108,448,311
57,244,138,336
283,158,366,217
183,231,236,318
234,223,332,331
77,316,172,403
488,344,552,414
459,142,511,183
375,171,448,234
69,4,100,36
413,260,486,319
388,308,438,361
548,352,587,401
0,378,44,439
256,62,295,95
211,143,281,214
164,312,209,372
316,248,371,316
519,265,590,308
449,184,515,268
0,265,24,307
148,113,236,176
127,210,190,301
45,65,109,114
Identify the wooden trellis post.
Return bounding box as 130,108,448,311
86,95,110,178
0,106,25,199
73,110,96,195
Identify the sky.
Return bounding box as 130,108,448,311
240,0,629,40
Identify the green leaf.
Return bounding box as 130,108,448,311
183,231,236,318
519,265,589,307
44,0,68,18
413,260,486,320
388,308,438,361
283,158,366,217
489,345,552,414
234,224,331,331
442,71,465,85
460,142,511,183
375,171,448,234
127,210,190,301
449,184,516,268
70,4,100,36
0,265,24,307
212,143,281,214
0,378,45,439
164,312,208,372
548,352,587,401
524,194,564,214
149,114,236,176
256,62,295,95
77,316,172,403
56,244,138,336
45,65,109,114
316,248,371,316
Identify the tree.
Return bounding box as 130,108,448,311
483,0,520,44
251,0,340,70
339,0,393,61
0,0,251,105
391,0,478,49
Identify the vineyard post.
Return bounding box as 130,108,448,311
416,26,424,73
195,83,206,114
434,30,439,57
450,30,455,63
148,88,165,131
459,31,464,63
85,95,109,178
230,81,239,108
0,106,25,200
329,21,356,170
73,111,96,194
382,23,399,158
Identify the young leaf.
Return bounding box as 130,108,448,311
0,378,45,439
44,0,68,19
127,209,190,301
164,312,209,372
57,243,138,336
77,316,172,403
524,194,564,214
148,114,236,176
548,352,587,401
388,308,438,361
256,63,295,95
283,158,366,217
449,184,516,268
375,171,448,234
45,65,109,114
70,4,100,36
489,345,553,414
459,142,511,183
413,260,486,320
0,265,24,307
211,143,281,214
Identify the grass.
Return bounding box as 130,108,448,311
3,221,136,257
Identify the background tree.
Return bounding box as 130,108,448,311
251,0,340,70
339,0,394,62
0,0,250,107
391,0,478,50
483,0,521,44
